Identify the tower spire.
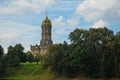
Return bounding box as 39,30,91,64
45,11,48,20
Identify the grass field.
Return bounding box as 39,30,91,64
0,62,119,80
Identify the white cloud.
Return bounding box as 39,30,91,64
117,10,120,16
52,16,80,35
52,0,80,11
0,21,40,53
51,16,80,43
52,16,65,28
0,33,19,39
76,0,120,22
54,29,67,35
0,0,54,14
92,19,107,28
53,16,80,28
67,17,79,27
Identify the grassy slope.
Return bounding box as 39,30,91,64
0,62,119,80
1,62,70,80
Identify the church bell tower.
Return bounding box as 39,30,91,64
40,15,53,48
30,15,53,56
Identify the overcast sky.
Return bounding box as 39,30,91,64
0,0,120,52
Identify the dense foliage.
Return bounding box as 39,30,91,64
26,51,35,62
43,27,120,78
5,44,27,67
0,45,6,76
0,44,36,77
5,44,37,67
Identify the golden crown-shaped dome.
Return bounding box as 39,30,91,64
42,16,51,27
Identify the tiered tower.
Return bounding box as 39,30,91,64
40,16,53,48
30,15,53,56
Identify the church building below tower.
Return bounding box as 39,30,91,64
30,15,53,56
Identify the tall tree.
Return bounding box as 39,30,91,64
113,32,120,77
0,45,6,76
14,44,26,62
0,45,4,57
43,27,120,78
26,51,34,62
6,45,20,67
69,28,88,47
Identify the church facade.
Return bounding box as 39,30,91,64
30,16,53,56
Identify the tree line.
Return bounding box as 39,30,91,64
43,27,120,78
0,27,120,78
0,44,38,76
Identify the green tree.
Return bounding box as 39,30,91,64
69,28,99,77
43,27,119,78
14,44,26,62
43,42,73,77
0,45,4,57
26,51,34,62
113,32,120,77
69,28,88,46
6,45,20,67
69,27,115,77
0,45,6,76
